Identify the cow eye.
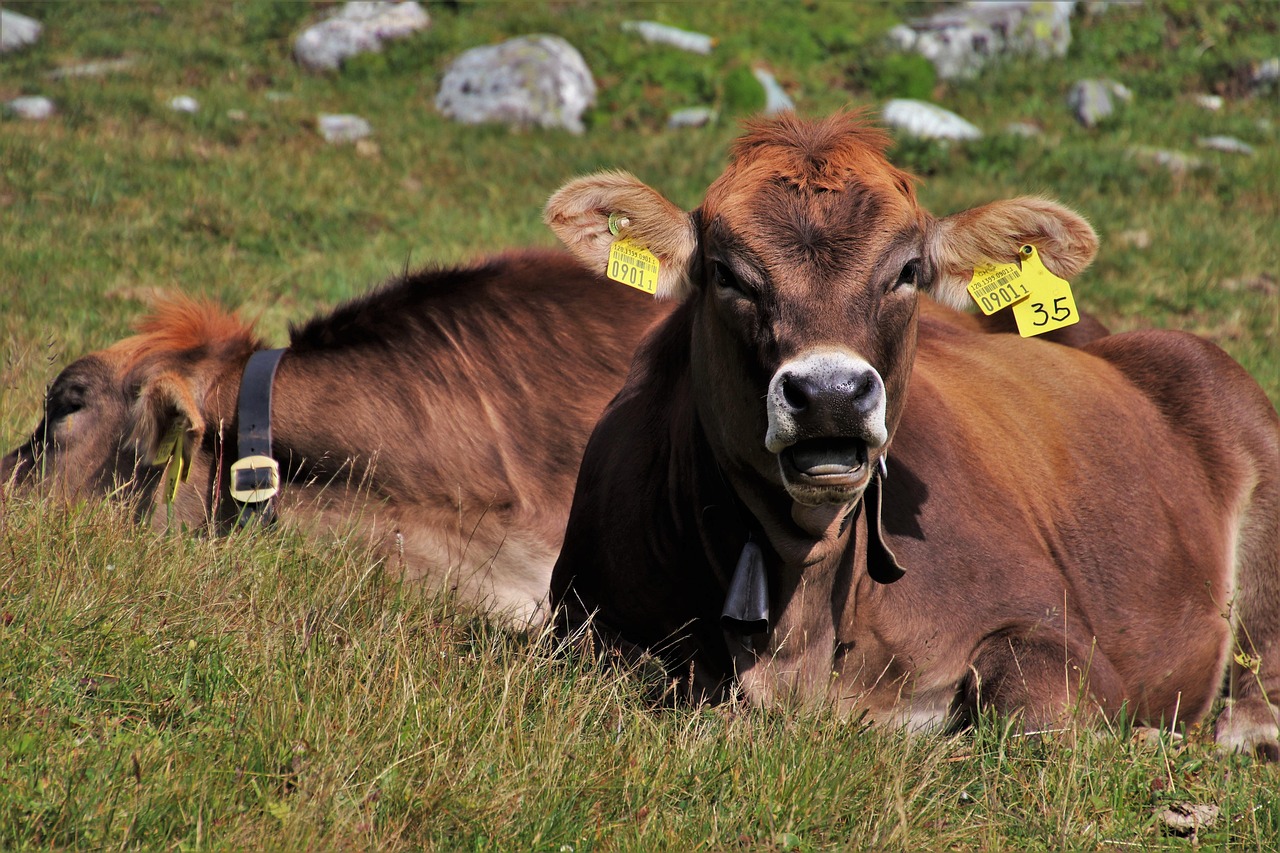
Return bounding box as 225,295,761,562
713,261,745,295
893,260,921,291
46,386,86,422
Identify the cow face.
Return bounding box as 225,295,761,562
2,300,256,522
546,114,1097,533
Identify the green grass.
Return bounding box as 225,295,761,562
2,1,1279,848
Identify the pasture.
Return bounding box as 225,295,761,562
2,2,1279,848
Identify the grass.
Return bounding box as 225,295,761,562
1,1,1278,848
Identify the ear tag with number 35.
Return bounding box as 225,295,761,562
1009,246,1079,337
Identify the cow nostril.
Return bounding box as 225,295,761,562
781,375,809,412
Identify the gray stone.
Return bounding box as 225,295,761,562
1003,121,1042,137
753,68,794,115
668,107,716,129
45,58,136,80
1197,135,1255,156
318,113,372,143
1193,93,1224,111
1067,79,1114,127
1156,803,1218,837
169,95,199,114
1129,146,1208,175
294,1,430,72
891,1,1074,81
882,99,981,141
0,10,42,54
5,96,55,120
436,35,596,135
1255,58,1279,86
620,21,713,55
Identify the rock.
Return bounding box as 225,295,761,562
318,113,372,143
1193,93,1224,111
435,35,596,134
883,99,981,141
294,1,430,72
227,109,247,121
1067,79,1114,127
1254,57,1279,90
1197,135,1255,156
1003,121,1042,137
1129,146,1208,175
0,10,42,54
1115,228,1152,250
668,107,716,129
5,96,55,120
1156,802,1218,837
620,21,713,54
891,1,1073,81
45,58,136,80
169,95,199,114
753,68,794,115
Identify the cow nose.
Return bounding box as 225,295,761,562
778,368,882,419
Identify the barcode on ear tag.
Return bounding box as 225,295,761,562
607,238,660,295
967,259,1032,315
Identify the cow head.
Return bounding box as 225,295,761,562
1,298,259,524
547,113,1097,541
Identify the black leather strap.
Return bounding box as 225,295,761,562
233,347,287,526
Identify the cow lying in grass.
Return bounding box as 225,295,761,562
1,250,670,626
545,113,1280,756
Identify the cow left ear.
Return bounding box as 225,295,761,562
544,171,698,301
130,371,206,473
925,197,1099,310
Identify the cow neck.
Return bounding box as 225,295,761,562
708,441,905,639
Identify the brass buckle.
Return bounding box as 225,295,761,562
229,455,279,504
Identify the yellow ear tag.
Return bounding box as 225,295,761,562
966,247,1033,315
154,420,191,504
607,238,660,295
1010,246,1080,337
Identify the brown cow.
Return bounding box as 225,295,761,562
1,249,671,626
545,114,1280,755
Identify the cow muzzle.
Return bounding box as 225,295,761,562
765,349,888,506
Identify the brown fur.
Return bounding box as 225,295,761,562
3,249,672,626
548,113,1280,756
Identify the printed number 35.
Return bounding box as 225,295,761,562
1032,297,1072,326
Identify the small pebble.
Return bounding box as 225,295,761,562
318,113,372,143
169,95,199,114
5,96,55,120
1196,135,1255,156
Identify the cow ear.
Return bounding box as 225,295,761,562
926,197,1099,310
130,371,206,471
544,170,698,301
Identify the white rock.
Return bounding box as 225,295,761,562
1193,93,1224,111
883,99,981,141
227,109,247,121
294,1,430,72
620,21,713,54
668,107,716,129
0,10,42,54
1197,135,1255,156
894,1,1074,81
318,113,372,143
45,58,136,80
1003,121,1042,137
5,96,55,120
1156,802,1218,836
436,35,596,134
1130,146,1208,175
169,95,199,114
1067,79,1115,128
753,68,795,116
1254,58,1279,87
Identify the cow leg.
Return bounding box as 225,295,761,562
1215,472,1280,760
962,627,1126,732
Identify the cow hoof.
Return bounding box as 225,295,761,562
1214,700,1280,761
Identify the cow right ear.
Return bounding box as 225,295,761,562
544,171,698,301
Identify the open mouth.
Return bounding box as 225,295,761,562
780,437,868,483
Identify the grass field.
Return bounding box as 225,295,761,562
2,2,1279,848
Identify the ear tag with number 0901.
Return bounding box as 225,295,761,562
1009,246,1079,337
607,238,660,295
967,248,1033,315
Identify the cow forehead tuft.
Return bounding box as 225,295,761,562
103,296,259,372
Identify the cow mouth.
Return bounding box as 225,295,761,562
780,437,868,483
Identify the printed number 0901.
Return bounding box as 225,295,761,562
1031,297,1072,327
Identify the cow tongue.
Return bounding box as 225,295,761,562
788,438,864,476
